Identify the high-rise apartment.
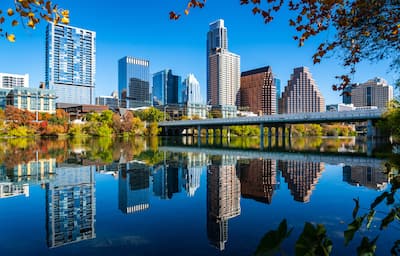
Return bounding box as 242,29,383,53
183,74,203,104
240,66,276,115
0,73,29,88
45,23,96,105
350,77,393,108
279,67,325,113
152,69,183,105
207,20,240,108
118,56,151,108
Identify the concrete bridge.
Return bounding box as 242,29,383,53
159,109,386,148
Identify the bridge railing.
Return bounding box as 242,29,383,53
159,108,385,127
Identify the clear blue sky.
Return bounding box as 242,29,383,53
0,0,396,105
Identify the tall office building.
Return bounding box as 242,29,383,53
350,77,393,108
240,66,276,115
0,73,29,88
207,155,240,251
152,69,183,105
207,19,240,108
183,74,203,104
46,166,96,248
342,85,353,104
118,56,151,108
279,67,325,113
45,23,96,105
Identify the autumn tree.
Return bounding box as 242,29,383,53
172,0,400,90
0,0,69,42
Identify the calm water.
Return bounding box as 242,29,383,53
0,136,397,255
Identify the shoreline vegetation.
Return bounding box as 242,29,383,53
0,104,398,139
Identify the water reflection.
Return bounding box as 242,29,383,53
118,162,150,214
46,165,96,248
0,137,395,254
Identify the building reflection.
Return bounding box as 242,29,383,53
238,159,280,204
46,165,96,248
278,160,325,202
207,155,240,251
0,157,56,199
183,152,206,197
118,162,150,214
343,165,388,190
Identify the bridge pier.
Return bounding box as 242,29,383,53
197,125,201,144
260,124,264,150
268,126,272,148
282,125,286,148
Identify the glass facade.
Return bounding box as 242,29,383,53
274,78,281,112
46,23,96,104
153,69,182,106
183,74,203,104
118,56,151,108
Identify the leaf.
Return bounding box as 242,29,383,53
370,192,388,209
61,16,69,24
344,215,366,246
7,8,14,16
366,210,375,229
353,197,360,219
254,219,293,255
380,209,396,230
6,33,16,42
12,20,19,26
357,236,378,256
296,222,332,256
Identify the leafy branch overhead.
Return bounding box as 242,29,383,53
0,0,69,42
171,0,400,91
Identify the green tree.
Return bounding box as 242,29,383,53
0,0,69,42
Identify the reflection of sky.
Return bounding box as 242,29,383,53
0,152,394,255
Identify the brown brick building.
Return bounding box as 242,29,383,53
240,66,276,115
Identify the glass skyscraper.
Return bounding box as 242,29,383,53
152,69,183,105
118,56,151,108
274,78,281,112
45,23,96,105
183,73,203,104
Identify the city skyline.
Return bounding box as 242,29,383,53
0,1,396,106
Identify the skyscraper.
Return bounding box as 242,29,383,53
45,23,96,105
183,73,203,104
118,56,151,108
351,77,393,108
207,19,240,108
240,66,276,115
152,69,183,105
279,67,325,114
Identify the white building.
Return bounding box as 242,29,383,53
207,19,241,107
0,73,29,88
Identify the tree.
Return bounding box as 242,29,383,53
0,0,69,42
172,0,400,89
